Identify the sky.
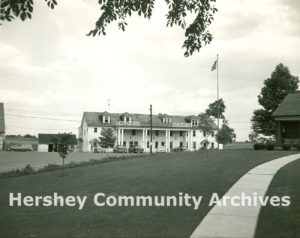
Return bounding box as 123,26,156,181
0,0,299,141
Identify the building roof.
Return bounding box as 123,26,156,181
38,134,76,144
0,103,5,134
272,92,300,118
82,111,218,129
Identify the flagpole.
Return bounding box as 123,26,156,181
217,54,220,149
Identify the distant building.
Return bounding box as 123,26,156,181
78,111,217,153
272,92,300,145
0,103,5,150
38,134,76,152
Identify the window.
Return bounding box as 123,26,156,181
123,141,126,147
155,142,158,148
134,141,138,146
193,142,196,149
163,118,171,123
170,142,173,149
155,130,159,136
161,142,165,146
103,116,110,123
147,141,150,148
203,132,207,137
129,141,134,147
132,129,136,135
147,130,150,136
180,142,183,147
179,131,183,137
124,117,131,122
193,130,196,137
94,128,97,133
191,119,199,126
170,131,173,136
93,141,98,147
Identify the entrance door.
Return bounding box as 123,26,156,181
48,144,53,152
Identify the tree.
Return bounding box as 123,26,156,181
55,133,77,176
251,63,299,136
99,127,116,148
215,120,236,145
248,131,259,142
198,113,215,148
23,134,37,139
0,0,218,57
205,98,225,119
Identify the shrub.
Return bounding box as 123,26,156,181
282,144,291,150
254,143,265,150
23,164,35,175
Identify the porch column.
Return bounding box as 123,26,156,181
117,128,121,145
165,130,170,152
121,128,124,146
188,130,192,151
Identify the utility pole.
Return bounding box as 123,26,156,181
149,104,153,154
216,54,220,149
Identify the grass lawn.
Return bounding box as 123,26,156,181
255,158,300,238
0,149,297,238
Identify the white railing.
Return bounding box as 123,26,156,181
172,122,192,128
117,121,141,126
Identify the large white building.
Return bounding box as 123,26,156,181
78,111,218,153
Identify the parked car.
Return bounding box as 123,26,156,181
9,144,33,152
93,147,108,153
113,145,127,153
128,145,144,153
173,146,188,152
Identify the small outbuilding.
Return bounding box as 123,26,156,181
272,92,300,145
38,134,76,152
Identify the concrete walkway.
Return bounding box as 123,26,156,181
190,153,300,238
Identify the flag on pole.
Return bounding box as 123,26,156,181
211,59,217,71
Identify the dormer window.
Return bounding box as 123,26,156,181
191,119,199,126
103,116,110,123
124,117,131,123
163,118,171,123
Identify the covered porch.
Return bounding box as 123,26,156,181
116,128,193,152
275,120,300,145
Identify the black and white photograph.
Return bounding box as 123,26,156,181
0,0,300,237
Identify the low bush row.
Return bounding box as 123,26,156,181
0,154,147,179
254,143,300,151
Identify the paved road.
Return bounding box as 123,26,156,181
0,151,138,172
190,153,300,238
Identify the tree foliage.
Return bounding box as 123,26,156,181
215,120,236,145
56,133,77,160
6,134,37,139
248,131,259,142
53,133,77,176
0,0,218,57
0,0,57,22
198,113,215,137
251,63,299,136
205,98,225,119
99,127,116,148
